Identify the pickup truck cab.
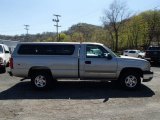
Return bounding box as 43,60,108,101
10,42,153,90
0,44,11,73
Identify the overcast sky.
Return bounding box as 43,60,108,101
0,0,159,35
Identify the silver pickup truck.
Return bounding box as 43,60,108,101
9,42,153,90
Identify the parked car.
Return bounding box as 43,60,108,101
123,50,145,58
145,46,160,63
0,44,11,73
9,42,153,90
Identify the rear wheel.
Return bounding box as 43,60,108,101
120,71,141,90
31,71,52,89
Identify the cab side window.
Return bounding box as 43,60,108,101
86,45,108,58
18,44,75,55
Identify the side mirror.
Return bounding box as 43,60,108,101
104,53,112,60
107,54,112,60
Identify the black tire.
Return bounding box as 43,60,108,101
138,55,142,59
31,71,52,89
120,71,141,90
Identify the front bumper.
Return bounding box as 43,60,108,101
143,71,153,82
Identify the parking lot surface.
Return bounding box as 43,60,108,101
0,67,160,120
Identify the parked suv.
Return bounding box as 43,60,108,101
0,44,11,73
145,46,160,63
9,42,153,90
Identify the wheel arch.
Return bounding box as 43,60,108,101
28,66,53,78
119,67,143,79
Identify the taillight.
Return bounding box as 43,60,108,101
9,58,13,69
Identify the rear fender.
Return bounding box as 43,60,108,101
28,66,52,78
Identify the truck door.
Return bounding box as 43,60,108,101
80,44,117,79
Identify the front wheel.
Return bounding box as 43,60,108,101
31,72,52,89
120,71,141,90
138,55,142,59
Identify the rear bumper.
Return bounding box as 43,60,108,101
143,71,153,82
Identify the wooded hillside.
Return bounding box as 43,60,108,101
0,10,160,51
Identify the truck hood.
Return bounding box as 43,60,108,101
120,55,143,60
117,55,150,71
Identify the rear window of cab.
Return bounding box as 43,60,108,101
18,44,75,55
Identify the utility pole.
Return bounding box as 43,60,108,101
24,25,29,35
24,25,29,41
52,14,61,41
77,23,83,43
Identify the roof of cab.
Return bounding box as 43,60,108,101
17,42,103,46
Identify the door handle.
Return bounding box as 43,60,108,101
85,61,91,64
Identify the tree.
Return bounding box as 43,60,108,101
141,10,160,46
102,0,130,52
124,16,145,49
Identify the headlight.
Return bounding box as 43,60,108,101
144,61,151,71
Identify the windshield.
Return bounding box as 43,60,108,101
102,45,118,57
0,46,3,53
148,47,160,50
